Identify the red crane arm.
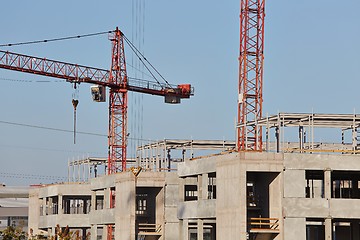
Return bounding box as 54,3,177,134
0,50,193,99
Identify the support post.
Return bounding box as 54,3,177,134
275,127,280,153
91,191,96,211
202,173,209,200
58,195,63,215
324,169,331,199
198,174,203,201
299,126,304,152
325,218,332,240
197,219,204,240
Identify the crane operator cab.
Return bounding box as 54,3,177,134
91,85,106,102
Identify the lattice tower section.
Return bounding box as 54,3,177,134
237,0,265,151
108,28,128,173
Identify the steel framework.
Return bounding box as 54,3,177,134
237,0,265,151
238,112,360,154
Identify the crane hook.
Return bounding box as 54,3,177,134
72,99,79,109
72,98,79,144
72,82,80,144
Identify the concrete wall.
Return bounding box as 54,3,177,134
216,153,244,239
39,214,90,228
38,183,91,198
284,153,360,171
164,173,180,240
178,155,217,177
91,174,116,190
28,188,40,235
283,170,305,198
89,209,115,224
269,172,283,240
283,153,360,240
115,172,136,240
178,200,216,219
284,218,306,240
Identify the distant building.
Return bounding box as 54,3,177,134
0,185,29,231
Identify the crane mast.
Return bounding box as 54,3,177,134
0,27,193,173
237,0,265,151
108,28,128,174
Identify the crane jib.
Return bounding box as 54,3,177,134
0,50,193,99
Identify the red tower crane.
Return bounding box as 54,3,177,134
0,27,194,174
237,0,265,151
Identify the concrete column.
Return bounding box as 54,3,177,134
58,194,63,215
202,173,208,200
275,126,280,153
352,126,357,151
179,220,183,240
179,178,184,202
299,126,304,152
239,167,247,240
91,191,96,211
198,174,203,200
325,218,332,240
104,188,110,209
48,197,53,215
180,219,189,240
197,219,204,240
324,169,331,199
156,145,160,171
42,198,47,216
90,225,97,240
102,225,108,240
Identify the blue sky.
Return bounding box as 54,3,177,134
1,0,360,185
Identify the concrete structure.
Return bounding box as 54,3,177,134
29,172,179,240
28,114,360,240
178,151,360,240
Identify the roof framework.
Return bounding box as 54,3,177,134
239,113,360,129
238,113,360,154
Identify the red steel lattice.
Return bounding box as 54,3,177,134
108,28,128,174
237,0,265,151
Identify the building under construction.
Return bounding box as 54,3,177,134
1,0,359,239
27,113,360,240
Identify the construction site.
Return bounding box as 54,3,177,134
1,1,360,240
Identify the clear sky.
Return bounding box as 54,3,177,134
1,0,360,185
